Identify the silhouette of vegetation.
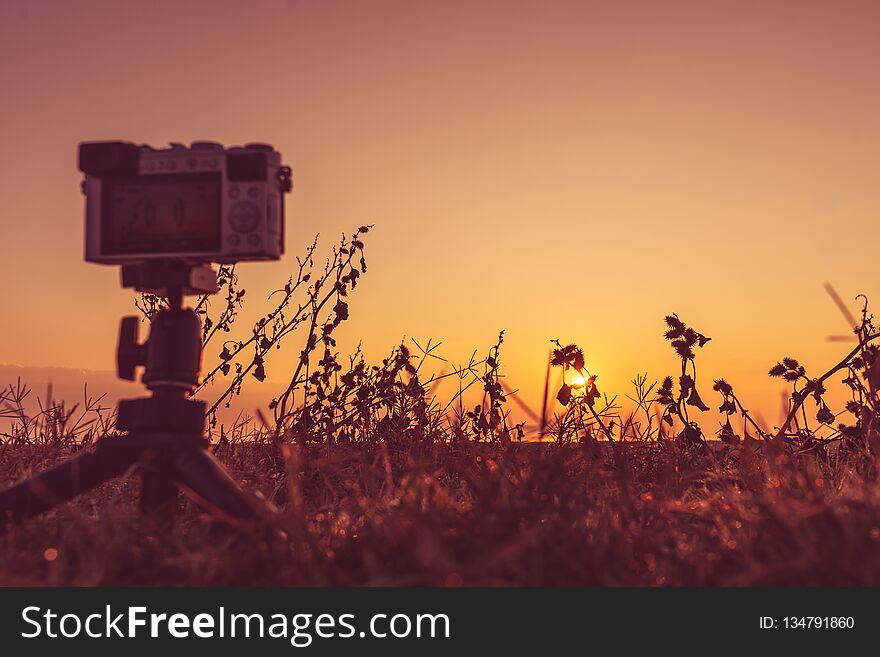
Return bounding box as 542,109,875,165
5,239,880,585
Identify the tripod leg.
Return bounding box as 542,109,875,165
139,452,178,523
0,440,139,529
173,448,274,524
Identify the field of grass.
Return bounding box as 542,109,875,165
3,437,880,586
4,230,880,586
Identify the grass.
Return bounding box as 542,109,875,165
3,230,880,586
4,438,880,585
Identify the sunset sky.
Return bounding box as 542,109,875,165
2,0,880,432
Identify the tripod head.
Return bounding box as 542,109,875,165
112,258,222,439
116,259,217,392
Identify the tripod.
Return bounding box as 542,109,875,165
0,260,273,529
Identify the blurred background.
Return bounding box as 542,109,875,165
2,0,879,433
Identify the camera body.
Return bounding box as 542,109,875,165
80,141,291,264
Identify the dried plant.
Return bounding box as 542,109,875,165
0,379,112,446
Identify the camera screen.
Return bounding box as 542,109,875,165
102,172,221,255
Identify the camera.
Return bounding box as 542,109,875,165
79,141,292,264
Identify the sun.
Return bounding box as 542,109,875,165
570,372,587,388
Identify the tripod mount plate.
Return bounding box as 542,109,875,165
121,260,219,296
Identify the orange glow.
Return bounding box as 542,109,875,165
1,2,879,431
